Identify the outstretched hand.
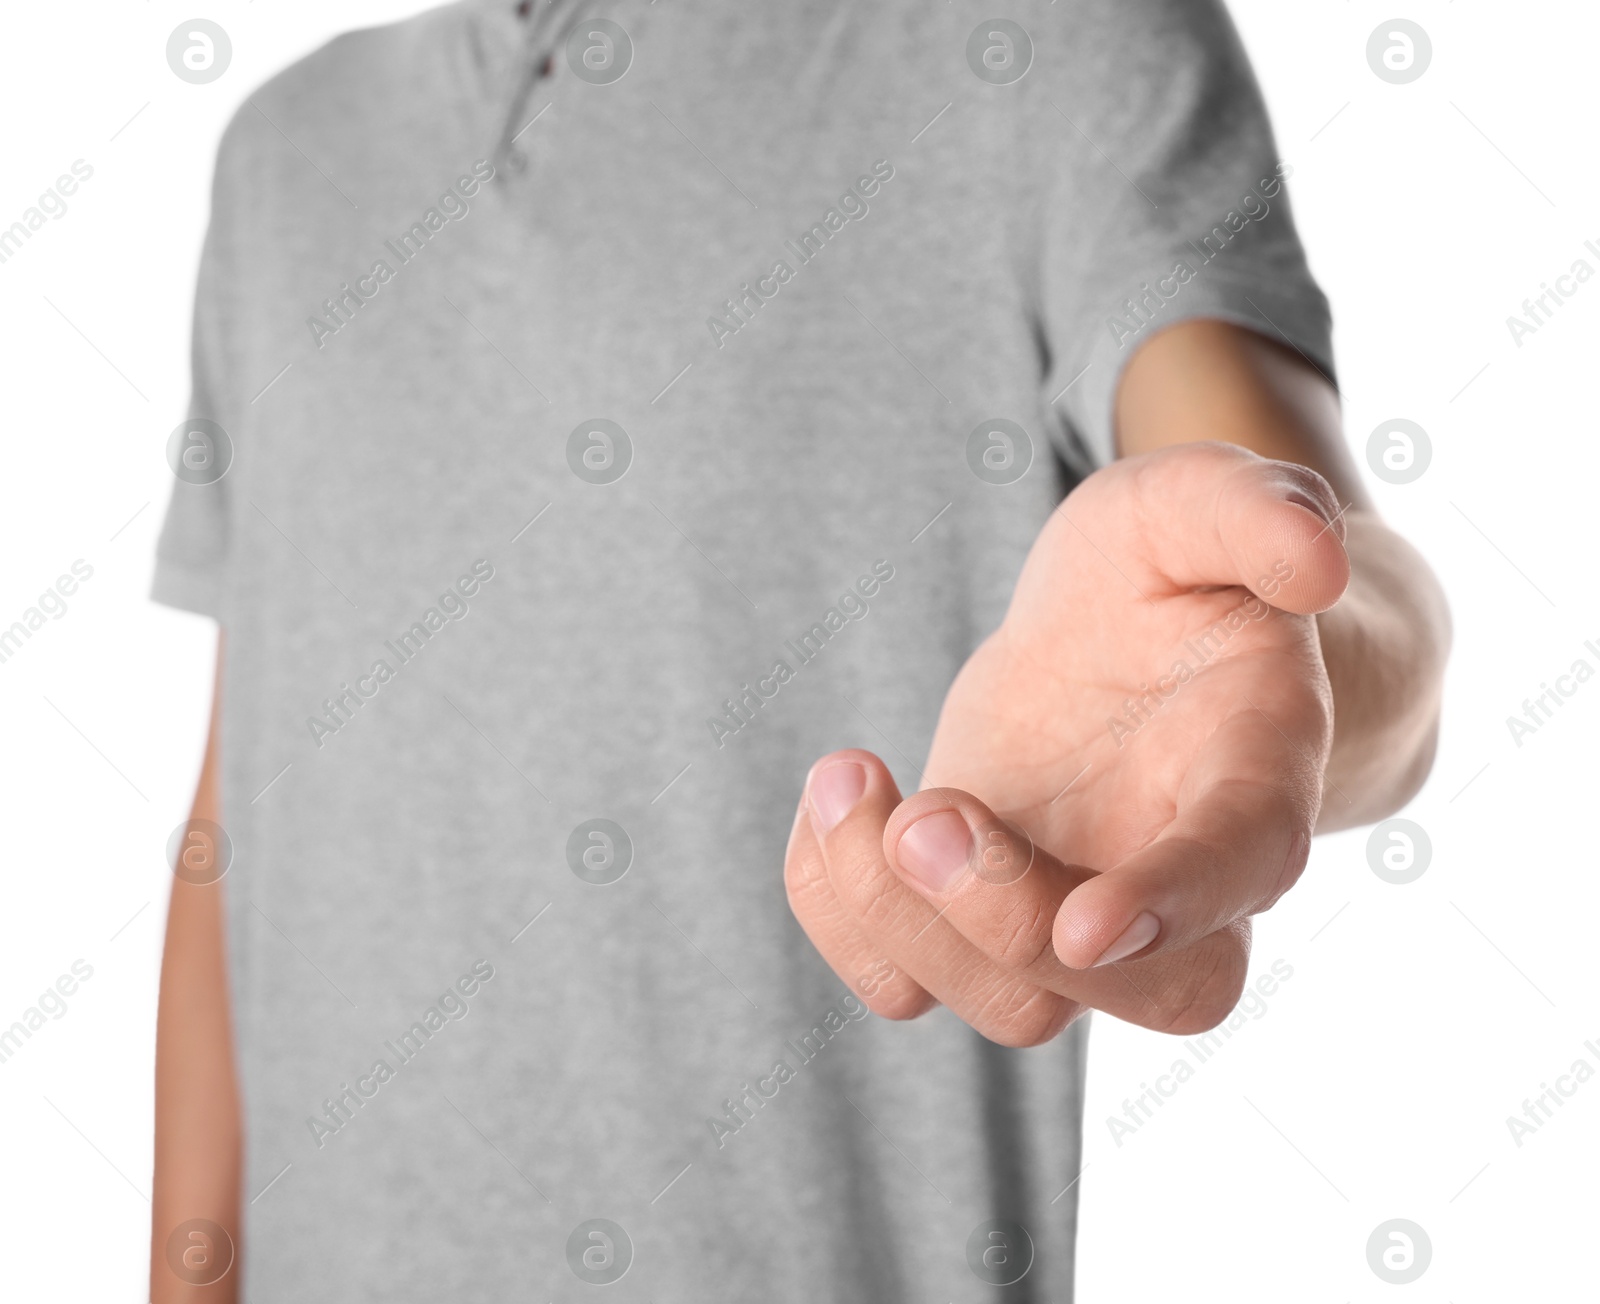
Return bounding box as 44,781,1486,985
784,441,1351,1043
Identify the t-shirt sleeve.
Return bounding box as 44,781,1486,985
150,133,241,620
1033,0,1335,474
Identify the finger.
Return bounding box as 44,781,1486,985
1069,442,1351,614
885,787,1095,984
806,752,1081,1047
784,752,935,1021
1051,713,1318,968
882,785,1253,1034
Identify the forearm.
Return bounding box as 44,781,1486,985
152,878,242,1304
151,644,240,1304
1313,510,1450,830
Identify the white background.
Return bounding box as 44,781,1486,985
0,1,1593,1299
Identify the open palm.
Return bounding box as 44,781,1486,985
927,443,1344,895
784,442,1351,1040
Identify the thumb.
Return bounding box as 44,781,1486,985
1211,448,1350,614
1051,710,1320,968
1076,442,1352,615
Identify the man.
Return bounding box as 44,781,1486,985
150,1,1448,1299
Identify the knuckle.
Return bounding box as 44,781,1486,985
975,981,1076,1049
851,957,934,1022
782,842,828,917
1265,833,1312,911
1152,929,1249,1036
823,833,889,912
864,979,937,1023
1157,833,1234,930
781,870,811,922
841,860,922,939
989,892,1059,975
1206,778,1318,910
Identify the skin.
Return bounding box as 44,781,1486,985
785,319,1450,1044
151,319,1451,1285
152,641,240,1303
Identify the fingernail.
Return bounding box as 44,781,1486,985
1094,911,1160,966
808,762,866,835
1285,490,1332,524
896,809,972,894
1286,489,1345,541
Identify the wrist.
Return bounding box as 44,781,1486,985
1314,512,1450,830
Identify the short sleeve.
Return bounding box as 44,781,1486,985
1034,0,1335,473
150,133,241,619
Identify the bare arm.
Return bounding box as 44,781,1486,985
151,637,240,1303
785,318,1452,1042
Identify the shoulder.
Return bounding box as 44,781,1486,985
209,2,481,192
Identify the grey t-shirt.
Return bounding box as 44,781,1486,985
152,1,1332,1298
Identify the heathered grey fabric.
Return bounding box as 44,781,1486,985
151,1,1333,1298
